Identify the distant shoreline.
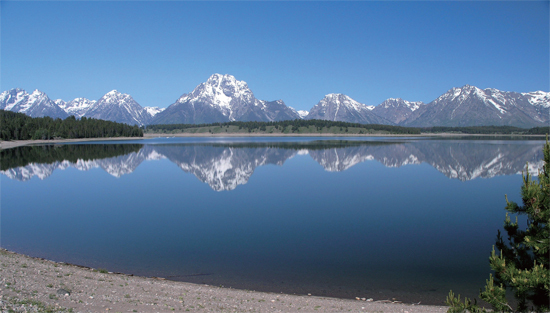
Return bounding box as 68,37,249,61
0,132,545,150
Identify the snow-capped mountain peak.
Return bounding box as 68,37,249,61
306,93,390,124
61,97,97,118
85,90,150,126
321,93,363,112
0,88,68,119
101,90,131,105
54,99,66,107
297,110,309,119
177,73,254,119
152,73,300,124
404,85,549,128
378,98,424,111
0,88,28,111
522,90,550,108
144,106,165,117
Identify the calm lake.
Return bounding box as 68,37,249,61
0,136,545,305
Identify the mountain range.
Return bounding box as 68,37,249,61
0,88,164,126
2,141,544,190
1,74,548,128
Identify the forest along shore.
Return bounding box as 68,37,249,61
2,132,544,150
0,249,447,313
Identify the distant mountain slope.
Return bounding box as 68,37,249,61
372,98,425,124
402,85,549,128
151,74,300,124
305,93,390,124
85,90,152,126
1,80,548,128
144,106,165,117
59,98,96,118
0,89,68,119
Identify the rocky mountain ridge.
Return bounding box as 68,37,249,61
305,93,390,125
2,75,548,127
150,74,301,124
0,89,164,126
403,85,550,128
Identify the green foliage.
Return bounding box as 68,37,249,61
423,125,547,135
446,291,487,313
447,139,550,313
0,109,143,141
527,127,550,135
146,119,422,135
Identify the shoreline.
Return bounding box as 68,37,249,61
1,132,545,150
0,248,448,312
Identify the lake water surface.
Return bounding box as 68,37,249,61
1,136,545,305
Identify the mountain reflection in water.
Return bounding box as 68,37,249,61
1,139,544,191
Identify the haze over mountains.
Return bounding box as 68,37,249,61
1,74,548,128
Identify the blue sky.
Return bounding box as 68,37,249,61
1,1,548,111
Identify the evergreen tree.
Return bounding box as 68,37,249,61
447,139,549,312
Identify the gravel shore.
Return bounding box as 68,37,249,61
0,249,448,313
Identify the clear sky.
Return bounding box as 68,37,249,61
1,1,548,111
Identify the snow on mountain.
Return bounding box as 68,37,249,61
523,91,550,108
297,110,309,119
85,90,151,126
182,73,254,120
54,99,66,107
144,106,165,117
150,74,300,124
60,98,97,118
2,83,547,128
0,88,68,119
306,93,391,124
372,98,425,124
403,85,549,128
0,88,28,111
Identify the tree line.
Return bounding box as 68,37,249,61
145,119,422,134
146,120,548,135
0,110,143,141
422,125,548,135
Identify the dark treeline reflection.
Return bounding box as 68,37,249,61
1,139,544,190
0,144,143,171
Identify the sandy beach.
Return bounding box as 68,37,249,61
0,249,448,313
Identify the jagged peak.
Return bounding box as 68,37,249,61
105,89,120,96
100,90,133,102
31,89,47,96
322,93,368,105
324,93,346,99
3,88,26,94
0,88,27,100
378,98,424,111
486,87,505,93
70,97,93,102
206,73,237,84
